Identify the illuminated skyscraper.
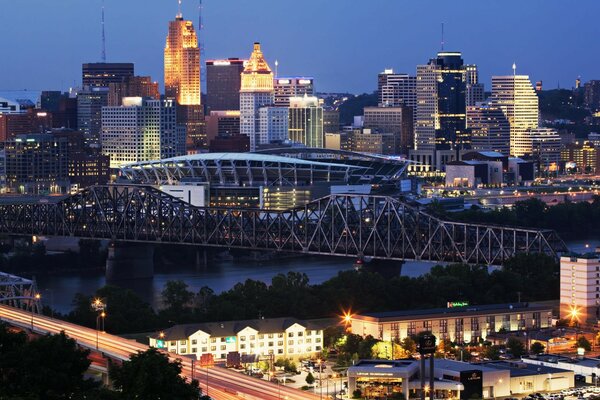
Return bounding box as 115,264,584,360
240,42,275,151
164,12,200,105
465,64,485,107
274,77,314,107
377,70,416,109
466,104,510,155
288,96,323,148
490,74,539,156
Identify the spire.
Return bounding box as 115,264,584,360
241,42,274,92
512,62,517,76
177,0,183,19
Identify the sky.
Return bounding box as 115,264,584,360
0,0,599,94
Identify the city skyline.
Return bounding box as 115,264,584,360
0,0,599,94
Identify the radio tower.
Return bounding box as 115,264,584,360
101,0,106,62
198,0,205,86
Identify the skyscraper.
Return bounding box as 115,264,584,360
240,42,275,152
415,52,468,153
466,104,510,155
206,58,246,112
465,64,485,107
274,77,315,107
77,87,109,147
108,76,160,106
377,70,416,109
288,96,323,148
363,106,413,154
82,63,134,88
101,97,185,168
164,9,204,149
259,107,289,144
490,74,539,156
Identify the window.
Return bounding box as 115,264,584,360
210,346,216,351
298,332,303,337
306,338,312,344
278,349,283,354
240,336,246,341
192,347,197,353
192,339,197,345
240,344,246,350
220,345,226,351
268,333,274,339
278,333,284,338
220,338,226,342
278,341,283,346
259,334,264,339
180,340,187,345
288,340,294,345
268,342,274,347
210,338,216,343
170,341,176,346
316,338,321,343
288,332,294,337
181,349,186,353
289,348,294,354
250,335,255,340
440,319,448,333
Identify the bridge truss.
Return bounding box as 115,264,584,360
0,185,567,265
0,272,41,313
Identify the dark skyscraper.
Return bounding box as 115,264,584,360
82,63,134,88
206,58,246,112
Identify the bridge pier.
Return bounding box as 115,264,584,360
105,242,154,281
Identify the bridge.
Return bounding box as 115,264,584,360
0,184,567,265
0,303,319,400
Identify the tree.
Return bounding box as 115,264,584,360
577,336,592,352
162,280,194,312
305,372,315,385
110,348,201,400
482,345,501,361
400,337,417,354
507,337,526,358
530,342,545,355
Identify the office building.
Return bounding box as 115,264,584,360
560,254,600,324
164,9,204,149
489,74,539,157
0,108,53,141
0,97,21,114
350,302,552,345
240,43,275,152
41,91,77,129
77,87,109,147
108,76,160,106
445,159,503,188
205,110,240,144
274,77,315,107
206,58,246,112
209,134,249,153
259,107,288,144
149,317,324,360
415,52,468,152
465,64,485,107
323,110,340,135
466,104,510,155
0,134,69,194
363,106,413,153
584,80,600,111
82,63,134,88
101,97,185,168
288,96,323,148
349,129,395,155
561,141,600,173
527,127,562,171
377,69,416,109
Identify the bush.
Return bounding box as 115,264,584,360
352,389,363,399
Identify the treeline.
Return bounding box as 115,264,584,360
62,253,558,334
439,197,600,239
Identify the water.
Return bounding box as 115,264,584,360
37,237,589,314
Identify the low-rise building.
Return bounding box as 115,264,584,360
349,303,553,345
149,317,324,360
444,160,503,188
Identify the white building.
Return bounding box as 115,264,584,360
489,74,539,157
149,317,325,360
560,254,600,324
377,70,416,109
101,97,185,168
258,106,288,144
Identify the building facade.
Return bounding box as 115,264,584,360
206,58,246,112
490,75,539,157
259,106,288,144
528,127,562,172
240,43,275,152
560,254,600,324
288,96,323,148
108,76,160,107
82,63,134,88
363,106,413,154
77,87,109,147
274,77,315,107
101,97,185,168
377,70,416,109
467,104,510,155
350,303,553,345
149,318,324,360
561,141,600,173
465,64,485,107
0,108,53,141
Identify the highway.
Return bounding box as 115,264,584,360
0,304,320,400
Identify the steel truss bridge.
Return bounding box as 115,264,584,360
0,185,567,265
0,272,41,313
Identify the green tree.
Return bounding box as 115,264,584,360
530,342,545,355
305,372,315,385
162,280,194,312
110,348,200,400
577,336,592,352
506,337,526,358
400,336,417,354
482,345,501,361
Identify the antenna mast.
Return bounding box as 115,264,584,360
101,0,106,62
199,0,205,85
441,22,444,51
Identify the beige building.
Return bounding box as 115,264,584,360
150,317,324,360
560,254,600,324
350,303,553,344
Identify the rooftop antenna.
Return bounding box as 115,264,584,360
274,60,279,78
512,62,516,76
177,0,182,18
199,0,205,85
441,22,444,51
101,0,106,62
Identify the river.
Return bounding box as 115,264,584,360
34,239,592,314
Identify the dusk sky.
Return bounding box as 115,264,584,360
1,0,599,94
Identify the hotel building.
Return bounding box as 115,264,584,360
560,254,600,324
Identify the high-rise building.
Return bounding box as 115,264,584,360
465,64,485,107
349,129,395,155
377,70,416,109
240,43,275,152
0,108,53,141
164,10,204,149
584,80,600,111
164,12,200,106
206,58,246,112
108,76,160,106
323,110,340,136
560,254,600,324
415,52,468,153
206,110,241,144
259,107,289,144
466,104,510,155
101,97,185,168
77,87,109,147
490,75,539,157
288,96,323,148
82,63,134,88
528,127,561,171
363,106,413,154
274,77,315,107
41,91,77,129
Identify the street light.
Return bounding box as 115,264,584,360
91,298,106,350
30,293,41,330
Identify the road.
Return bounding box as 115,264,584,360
0,304,320,400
